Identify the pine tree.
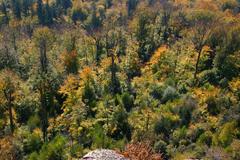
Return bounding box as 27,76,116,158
37,0,44,25
127,0,138,16
33,27,55,142
22,0,32,17
11,0,21,19
1,2,9,24
44,1,53,25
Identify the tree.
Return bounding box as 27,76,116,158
85,2,103,31
105,30,121,94
127,0,138,16
108,48,121,94
1,2,9,24
22,0,32,17
94,35,105,64
0,70,20,134
188,10,217,81
33,27,55,142
44,1,53,25
56,0,72,13
62,34,79,74
123,40,141,80
105,0,112,8
135,13,155,62
11,0,21,19
37,0,44,25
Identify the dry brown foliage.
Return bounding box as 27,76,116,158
0,136,22,160
122,142,163,160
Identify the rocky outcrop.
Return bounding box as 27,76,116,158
82,149,128,160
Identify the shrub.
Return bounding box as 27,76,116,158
227,139,240,160
154,114,179,137
206,96,219,115
0,136,23,160
217,96,232,110
177,82,189,94
27,115,40,131
71,7,88,23
111,107,132,140
150,84,164,100
69,144,84,158
123,142,163,160
161,86,179,104
33,135,67,160
23,133,42,154
198,69,219,86
206,147,231,160
154,140,167,156
172,127,187,146
218,121,236,147
221,0,238,11
197,131,213,147
121,92,134,112
15,101,35,124
178,96,197,126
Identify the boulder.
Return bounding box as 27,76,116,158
82,149,128,160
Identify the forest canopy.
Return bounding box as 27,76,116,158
0,0,240,159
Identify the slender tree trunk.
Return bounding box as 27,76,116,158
194,48,202,81
39,40,48,142
110,51,117,94
40,84,48,142
8,93,14,134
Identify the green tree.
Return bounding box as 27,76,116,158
11,0,21,19
33,27,55,142
62,35,79,74
188,10,217,81
127,0,138,16
1,2,9,24
37,0,44,25
0,69,20,134
44,1,53,25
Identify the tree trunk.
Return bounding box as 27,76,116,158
40,84,48,142
39,40,48,142
8,93,14,134
194,49,202,81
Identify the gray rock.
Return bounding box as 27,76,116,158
82,149,128,160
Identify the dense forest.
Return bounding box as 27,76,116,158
0,0,240,159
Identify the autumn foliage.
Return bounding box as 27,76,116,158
123,142,163,160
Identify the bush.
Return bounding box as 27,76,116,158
177,82,189,94
217,96,232,110
150,84,164,100
218,121,236,147
27,115,40,131
172,127,187,146
0,136,23,160
198,69,220,86
121,92,134,112
111,107,132,140
154,140,167,156
69,144,84,158
221,0,238,11
227,139,240,160
154,114,179,137
23,133,42,154
71,7,88,23
197,131,213,147
206,96,219,115
123,142,163,160
15,101,35,124
177,96,197,126
161,86,179,104
31,135,67,160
